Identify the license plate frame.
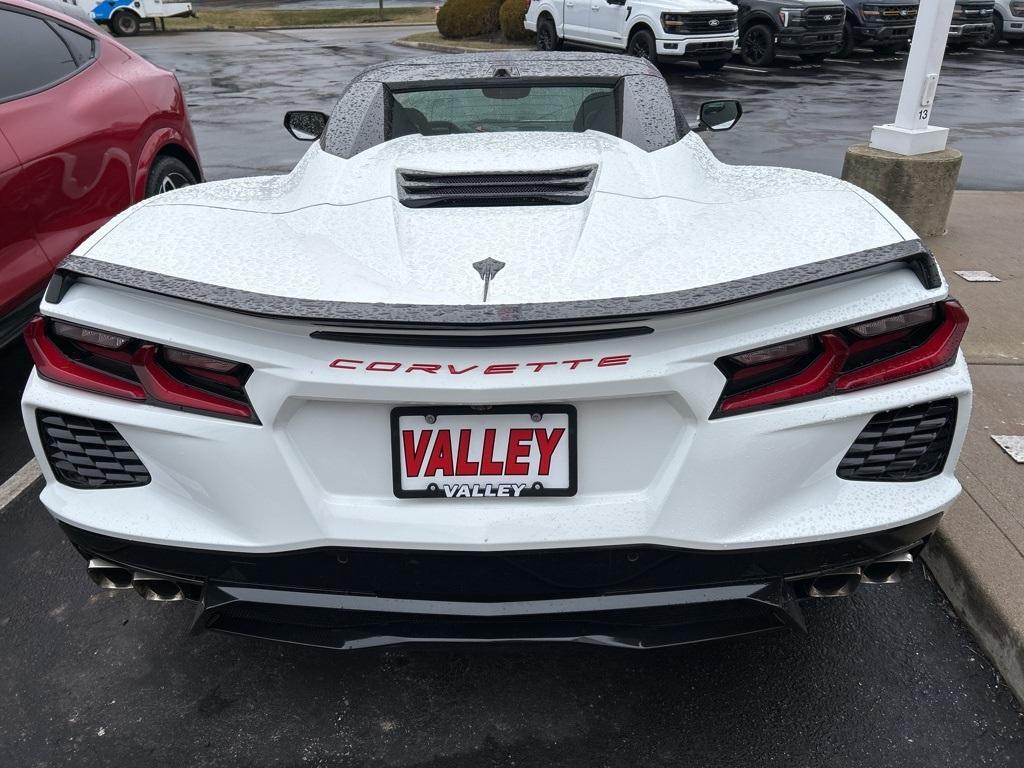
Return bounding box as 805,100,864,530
390,404,578,499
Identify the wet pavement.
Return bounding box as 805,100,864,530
119,26,1024,188
2,25,1023,766
1,475,1023,766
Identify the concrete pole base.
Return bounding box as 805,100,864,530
841,144,963,237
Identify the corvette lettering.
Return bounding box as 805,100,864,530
330,355,631,373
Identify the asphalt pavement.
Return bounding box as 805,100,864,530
1,25,1023,766
2,478,1023,766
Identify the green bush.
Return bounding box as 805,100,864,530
436,0,503,38
499,0,532,41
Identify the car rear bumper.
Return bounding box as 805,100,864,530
61,514,940,649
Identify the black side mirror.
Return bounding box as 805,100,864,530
696,100,743,132
284,110,329,141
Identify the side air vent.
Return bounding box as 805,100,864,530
837,399,958,482
37,411,150,489
397,166,597,208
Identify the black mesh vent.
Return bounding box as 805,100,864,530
37,411,150,489
838,399,958,482
398,166,596,208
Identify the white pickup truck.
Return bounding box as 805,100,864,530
524,0,739,69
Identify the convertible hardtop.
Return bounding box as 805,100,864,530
321,51,685,158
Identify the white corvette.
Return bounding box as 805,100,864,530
22,53,972,648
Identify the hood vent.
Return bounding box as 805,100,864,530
397,166,597,208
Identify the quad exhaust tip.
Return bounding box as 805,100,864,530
87,558,134,590
805,567,863,598
131,573,185,602
861,552,914,584
801,551,916,598
86,560,184,601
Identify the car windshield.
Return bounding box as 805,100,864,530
388,83,619,138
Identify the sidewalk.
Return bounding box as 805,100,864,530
921,191,1024,704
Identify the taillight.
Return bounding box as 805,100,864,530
712,300,968,418
24,317,258,423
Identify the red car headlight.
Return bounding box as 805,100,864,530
712,300,968,418
24,316,258,423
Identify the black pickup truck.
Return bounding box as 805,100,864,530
729,0,846,65
839,1,918,56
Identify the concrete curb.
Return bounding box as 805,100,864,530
392,39,520,54
923,513,1024,705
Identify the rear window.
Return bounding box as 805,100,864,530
388,84,619,138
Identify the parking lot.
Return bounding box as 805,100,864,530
117,25,1024,187
2,23,1024,766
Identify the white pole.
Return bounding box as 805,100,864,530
870,0,957,156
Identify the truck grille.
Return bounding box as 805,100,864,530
37,411,150,489
952,2,994,22
876,5,918,23
804,6,846,28
837,399,957,482
398,166,597,208
673,12,738,34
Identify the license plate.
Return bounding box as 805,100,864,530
391,405,577,499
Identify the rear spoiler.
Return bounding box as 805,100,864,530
50,240,941,329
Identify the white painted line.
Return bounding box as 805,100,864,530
824,58,861,64
0,459,41,512
722,65,768,73
970,47,1006,53
992,436,1024,464
955,270,1001,282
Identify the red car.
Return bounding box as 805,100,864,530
0,0,202,346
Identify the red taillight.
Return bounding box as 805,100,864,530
713,300,968,418
24,317,257,423
24,317,146,401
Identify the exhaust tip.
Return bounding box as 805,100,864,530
805,568,862,598
862,552,914,585
87,558,134,590
132,573,185,602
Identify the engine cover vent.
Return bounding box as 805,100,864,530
397,166,597,208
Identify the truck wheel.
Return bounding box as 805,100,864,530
626,29,658,64
837,20,857,57
535,17,562,51
111,11,140,37
145,156,197,198
697,57,729,71
740,24,775,66
981,14,1002,46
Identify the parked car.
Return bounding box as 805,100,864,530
838,1,917,56
21,52,972,649
729,0,846,66
525,0,739,69
0,0,202,347
985,0,1024,44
